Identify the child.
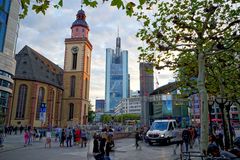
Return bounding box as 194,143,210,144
45,130,51,148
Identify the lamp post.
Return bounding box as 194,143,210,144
215,97,229,150
208,98,215,135
225,100,233,148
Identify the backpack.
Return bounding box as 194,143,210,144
182,130,190,141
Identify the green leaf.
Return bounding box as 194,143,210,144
139,0,146,5
111,0,124,9
83,0,98,8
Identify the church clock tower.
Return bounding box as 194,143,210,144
62,8,92,126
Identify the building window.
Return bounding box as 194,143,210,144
86,56,89,73
36,87,45,120
16,84,28,119
0,79,12,89
70,76,76,97
85,78,88,99
69,103,74,120
72,53,78,70
0,90,9,108
0,0,11,52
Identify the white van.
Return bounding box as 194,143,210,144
146,119,178,145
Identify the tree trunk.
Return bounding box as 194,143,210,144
197,52,209,153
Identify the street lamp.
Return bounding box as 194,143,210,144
208,97,215,135
215,97,229,150
225,100,233,148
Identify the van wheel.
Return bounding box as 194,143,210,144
166,138,171,144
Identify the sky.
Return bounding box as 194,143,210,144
16,0,174,107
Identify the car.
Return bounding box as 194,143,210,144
146,119,179,145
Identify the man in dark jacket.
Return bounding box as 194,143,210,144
182,126,190,152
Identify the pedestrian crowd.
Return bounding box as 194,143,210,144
171,124,240,159
92,126,115,160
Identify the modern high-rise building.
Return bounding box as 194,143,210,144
105,35,128,113
95,99,105,113
0,1,20,123
139,62,153,126
139,62,154,96
62,8,92,126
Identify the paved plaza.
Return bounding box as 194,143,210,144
1,130,239,160
0,134,182,160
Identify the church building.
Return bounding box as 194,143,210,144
8,8,92,128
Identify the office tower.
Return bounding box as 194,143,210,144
105,35,128,112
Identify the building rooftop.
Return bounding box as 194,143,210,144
150,82,178,95
15,45,63,89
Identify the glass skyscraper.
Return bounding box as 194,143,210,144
105,36,128,112
0,1,20,111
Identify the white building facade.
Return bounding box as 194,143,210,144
114,97,141,115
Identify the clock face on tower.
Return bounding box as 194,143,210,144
71,46,79,54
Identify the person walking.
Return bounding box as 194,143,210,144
81,129,87,147
45,130,51,148
93,133,102,160
99,134,106,159
189,126,195,149
182,126,191,153
66,127,73,147
75,127,81,146
60,129,66,147
173,127,183,155
105,135,112,160
135,128,141,150
19,125,24,134
24,129,29,147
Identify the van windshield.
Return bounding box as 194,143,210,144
150,122,168,131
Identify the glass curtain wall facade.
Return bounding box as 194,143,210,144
0,1,19,111
105,36,128,112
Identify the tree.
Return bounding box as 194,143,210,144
100,114,112,124
19,0,141,18
134,0,240,152
88,104,95,123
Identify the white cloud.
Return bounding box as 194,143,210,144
16,0,174,107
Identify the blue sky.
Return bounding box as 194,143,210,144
16,0,174,106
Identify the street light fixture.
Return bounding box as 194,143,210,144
215,97,229,150
208,97,215,135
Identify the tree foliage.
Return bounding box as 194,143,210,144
133,0,240,152
19,0,144,18
88,103,95,123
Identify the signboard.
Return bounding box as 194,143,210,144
40,103,46,122
162,94,172,116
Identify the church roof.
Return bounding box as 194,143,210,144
15,45,63,89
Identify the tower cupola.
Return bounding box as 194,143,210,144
71,9,89,38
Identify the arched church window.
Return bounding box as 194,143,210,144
36,87,45,120
70,76,76,97
16,84,28,119
69,103,74,120
72,53,78,70
85,78,88,99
